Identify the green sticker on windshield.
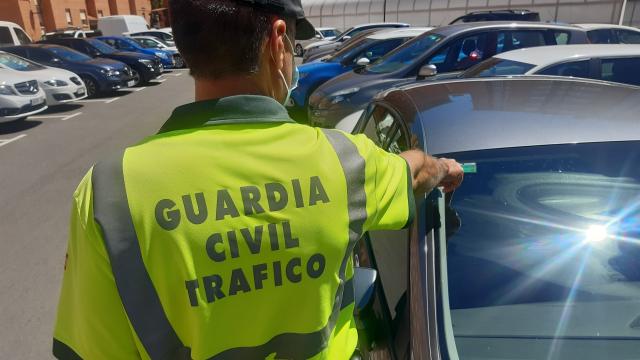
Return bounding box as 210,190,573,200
461,163,477,174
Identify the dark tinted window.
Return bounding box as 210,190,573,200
538,60,590,78
462,58,535,78
362,105,409,154
553,31,571,45
351,38,405,64
428,33,488,72
14,28,31,44
588,29,615,44
442,142,640,359
367,33,444,74
615,30,640,44
599,57,640,86
0,27,14,47
28,48,55,63
496,30,547,54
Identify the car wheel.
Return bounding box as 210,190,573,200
131,68,143,86
295,44,304,57
174,56,185,69
81,76,98,98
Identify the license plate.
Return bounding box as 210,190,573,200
127,80,136,87
31,97,44,106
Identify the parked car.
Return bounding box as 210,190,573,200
128,30,175,46
574,23,640,44
303,28,387,63
43,29,87,39
449,9,541,24
349,76,640,359
303,23,410,62
295,27,341,56
39,37,163,84
97,15,149,36
0,69,46,122
308,21,589,127
131,36,184,68
98,35,176,69
288,28,431,122
0,21,32,47
460,44,640,86
1,44,135,97
0,51,86,105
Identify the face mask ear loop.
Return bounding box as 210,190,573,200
270,34,291,101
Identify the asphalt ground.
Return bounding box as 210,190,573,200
0,69,194,359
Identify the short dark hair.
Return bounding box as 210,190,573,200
169,0,294,79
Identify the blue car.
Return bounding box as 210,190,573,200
1,44,135,97
288,28,429,123
97,36,175,69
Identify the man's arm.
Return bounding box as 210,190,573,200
399,150,464,195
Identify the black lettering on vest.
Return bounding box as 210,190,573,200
309,176,330,206
240,186,265,216
253,263,268,290
291,179,304,208
203,274,225,302
227,230,240,259
307,253,326,279
283,221,299,249
185,279,199,307
240,225,263,255
268,222,279,251
273,261,283,287
205,233,225,262
286,257,302,283
155,199,180,230
265,182,288,212
216,189,240,220
182,192,208,224
229,268,251,296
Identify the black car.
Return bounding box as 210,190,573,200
2,44,134,97
349,77,640,359
39,38,163,85
449,9,541,24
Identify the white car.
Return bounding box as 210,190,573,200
295,27,341,56
574,23,640,44
0,21,32,47
460,44,640,87
131,36,185,68
0,69,47,122
0,51,87,106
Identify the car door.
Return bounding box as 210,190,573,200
595,56,640,86
353,103,414,360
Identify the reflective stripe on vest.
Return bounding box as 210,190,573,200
91,129,366,359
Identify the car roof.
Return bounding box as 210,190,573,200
367,27,434,40
316,27,338,31
430,21,582,37
384,77,640,154
350,22,409,29
574,23,640,31
495,44,640,66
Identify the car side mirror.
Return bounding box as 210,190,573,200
417,64,437,80
355,57,370,66
341,35,351,42
353,267,377,312
314,34,322,39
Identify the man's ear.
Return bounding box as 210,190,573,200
268,19,288,71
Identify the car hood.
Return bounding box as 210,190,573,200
4,66,78,82
314,69,392,98
0,69,37,85
84,57,128,70
110,51,156,61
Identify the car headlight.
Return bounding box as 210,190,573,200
44,79,69,87
155,51,168,59
139,59,153,67
329,87,360,104
100,68,120,77
0,85,16,95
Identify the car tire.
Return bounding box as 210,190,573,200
130,68,144,86
81,76,99,98
295,44,304,57
174,55,185,69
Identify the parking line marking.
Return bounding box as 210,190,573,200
105,97,120,104
155,79,167,83
75,98,114,103
133,87,147,92
0,134,27,148
61,112,82,121
171,73,183,77
29,112,82,121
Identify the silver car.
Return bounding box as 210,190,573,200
295,27,341,56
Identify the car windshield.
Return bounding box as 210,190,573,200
442,141,640,358
326,38,375,63
320,29,340,38
134,38,159,48
87,39,116,54
367,33,444,74
0,52,44,71
461,58,536,78
48,46,92,62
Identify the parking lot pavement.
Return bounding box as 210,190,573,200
0,69,194,359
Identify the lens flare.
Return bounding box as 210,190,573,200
584,224,608,243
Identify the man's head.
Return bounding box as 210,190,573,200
169,0,313,104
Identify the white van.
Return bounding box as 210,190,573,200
0,21,32,47
97,15,149,36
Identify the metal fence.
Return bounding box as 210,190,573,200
303,0,640,29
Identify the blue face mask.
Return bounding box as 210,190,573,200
276,34,299,105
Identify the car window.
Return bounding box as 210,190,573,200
587,29,615,44
136,38,158,48
553,31,571,45
496,30,547,54
362,105,409,154
352,38,404,64
0,52,44,71
538,60,590,78
48,46,92,62
29,48,55,63
439,142,640,359
461,58,535,78
427,33,488,73
615,30,640,44
599,57,640,86
0,27,14,47
367,33,444,74
13,28,31,45
87,39,116,54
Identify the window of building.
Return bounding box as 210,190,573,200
79,10,88,25
65,9,72,25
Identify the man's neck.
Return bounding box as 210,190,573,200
194,76,271,102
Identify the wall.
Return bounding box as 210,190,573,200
87,0,112,18
108,0,131,14
128,0,152,23
40,0,91,31
0,0,42,40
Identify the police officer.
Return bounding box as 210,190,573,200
52,0,463,359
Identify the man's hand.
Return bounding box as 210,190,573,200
400,150,464,195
